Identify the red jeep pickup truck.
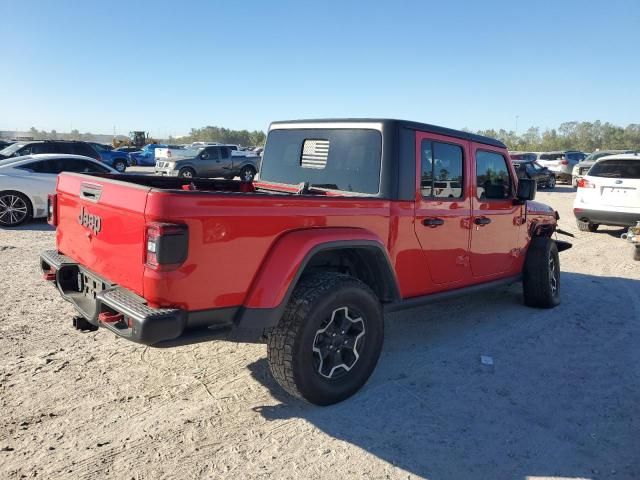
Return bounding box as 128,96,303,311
41,119,570,405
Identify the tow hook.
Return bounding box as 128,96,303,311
72,316,98,332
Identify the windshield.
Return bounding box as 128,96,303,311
260,129,382,194
589,159,640,179
0,143,27,157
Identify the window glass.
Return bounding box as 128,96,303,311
260,129,382,194
203,147,220,160
21,159,61,173
30,143,58,154
420,140,463,199
476,150,512,200
62,159,109,173
71,143,99,159
589,160,640,179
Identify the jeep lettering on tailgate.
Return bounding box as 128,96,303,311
78,206,101,235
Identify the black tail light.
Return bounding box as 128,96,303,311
47,194,58,226
145,222,189,271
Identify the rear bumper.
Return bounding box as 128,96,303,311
573,208,640,227
39,250,254,346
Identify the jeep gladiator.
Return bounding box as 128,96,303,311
41,119,571,405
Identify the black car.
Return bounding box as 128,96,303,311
0,140,100,161
513,160,556,189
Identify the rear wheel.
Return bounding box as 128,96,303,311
0,191,32,227
523,237,561,308
267,272,384,405
113,159,127,173
239,165,256,182
178,167,196,179
577,219,599,232
547,175,556,189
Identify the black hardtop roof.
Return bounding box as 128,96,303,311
269,118,506,148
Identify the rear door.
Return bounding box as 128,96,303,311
413,132,472,285
470,145,522,278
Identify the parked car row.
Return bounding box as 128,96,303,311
510,150,586,184
0,140,131,172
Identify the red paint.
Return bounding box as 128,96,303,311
53,129,557,313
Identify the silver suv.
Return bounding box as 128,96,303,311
155,145,260,181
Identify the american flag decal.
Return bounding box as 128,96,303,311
301,139,329,169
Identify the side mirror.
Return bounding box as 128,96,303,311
200,153,209,160
517,178,536,202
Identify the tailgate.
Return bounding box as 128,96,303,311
56,173,151,296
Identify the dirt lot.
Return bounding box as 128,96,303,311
1,187,638,480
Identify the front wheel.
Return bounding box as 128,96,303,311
239,165,256,182
267,272,384,405
178,167,196,179
0,191,32,227
523,237,561,308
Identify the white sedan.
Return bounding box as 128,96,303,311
0,154,117,227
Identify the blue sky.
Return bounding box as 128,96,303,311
2,0,639,137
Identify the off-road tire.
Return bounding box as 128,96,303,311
634,246,640,261
523,237,561,308
576,219,599,232
178,167,196,179
0,191,33,227
267,272,383,405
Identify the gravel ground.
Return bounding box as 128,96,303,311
1,187,639,480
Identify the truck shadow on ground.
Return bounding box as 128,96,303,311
250,272,640,480
6,218,54,232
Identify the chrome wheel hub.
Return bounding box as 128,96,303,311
313,307,365,379
0,194,28,225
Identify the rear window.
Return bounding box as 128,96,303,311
260,129,382,194
589,159,640,179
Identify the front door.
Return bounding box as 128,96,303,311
470,145,522,278
413,132,472,286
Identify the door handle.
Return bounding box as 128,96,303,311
474,217,492,226
422,217,445,227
